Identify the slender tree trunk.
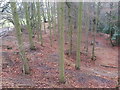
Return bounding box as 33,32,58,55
118,1,120,46
43,20,46,34
91,4,97,61
75,1,83,70
34,3,38,35
30,2,36,37
42,6,46,34
109,3,114,46
57,3,60,34
43,11,47,34
47,2,52,47
53,1,57,38
97,2,101,33
118,3,120,88
85,5,90,54
68,6,73,56
10,2,30,74
23,2,35,50
36,2,43,46
58,2,65,83
91,20,96,60
69,21,73,56
85,18,89,53
30,2,35,32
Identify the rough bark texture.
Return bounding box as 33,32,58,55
10,2,30,74
23,2,35,49
75,2,83,70
59,2,65,83
36,2,43,46
47,2,52,47
91,4,97,61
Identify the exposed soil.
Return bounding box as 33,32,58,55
0,27,118,88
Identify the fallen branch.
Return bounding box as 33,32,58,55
100,65,118,68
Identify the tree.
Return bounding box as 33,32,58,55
109,2,114,46
96,2,101,32
10,2,30,74
66,2,73,56
30,2,36,33
41,3,46,34
118,2,120,87
36,2,43,46
51,1,57,38
58,2,65,83
23,2,35,49
57,2,60,34
75,1,83,70
84,3,90,54
117,1,120,46
91,3,97,61
47,2,53,47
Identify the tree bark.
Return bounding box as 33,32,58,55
59,2,65,83
75,1,83,70
10,2,30,74
47,2,52,47
91,3,97,61
23,2,35,49
36,2,43,46
67,5,73,56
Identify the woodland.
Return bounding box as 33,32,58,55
0,0,120,88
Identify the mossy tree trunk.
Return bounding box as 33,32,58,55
30,2,36,35
10,2,30,74
52,1,57,38
109,3,114,46
30,3,34,31
57,3,60,34
85,4,90,54
36,2,43,46
69,18,73,56
66,2,73,56
91,19,96,60
47,2,52,47
75,1,83,70
42,6,46,34
96,2,101,32
23,2,35,50
58,2,65,83
53,2,57,37
68,7,73,56
91,4,97,61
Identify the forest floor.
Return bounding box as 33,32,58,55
0,26,118,88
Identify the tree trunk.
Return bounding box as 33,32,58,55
118,1,120,46
85,4,90,54
75,1,83,70
91,4,97,61
30,2,35,33
42,5,46,34
53,1,57,38
36,2,43,46
58,2,65,83
23,2,35,50
109,3,114,46
47,2,52,47
57,3,60,35
67,6,73,56
10,2,30,74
